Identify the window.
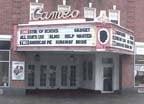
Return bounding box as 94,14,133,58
102,58,113,64
0,51,9,61
28,65,35,87
135,55,144,87
0,41,10,86
0,41,10,49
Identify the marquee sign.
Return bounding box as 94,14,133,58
32,8,80,21
111,30,134,51
17,25,96,47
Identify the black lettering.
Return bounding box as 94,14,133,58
76,40,87,44
45,29,58,33
29,30,37,34
47,40,52,44
56,40,73,44
27,35,37,39
65,34,74,38
76,34,92,38
29,40,46,44
74,28,90,32
38,35,44,39
20,40,29,45
39,30,44,33
49,34,59,39
20,35,26,39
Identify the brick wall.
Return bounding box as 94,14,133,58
134,0,144,41
0,0,128,33
120,55,134,89
0,0,13,34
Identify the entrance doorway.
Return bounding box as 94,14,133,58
103,66,113,91
102,57,114,93
26,64,77,89
60,65,77,89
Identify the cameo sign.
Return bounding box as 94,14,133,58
32,8,80,21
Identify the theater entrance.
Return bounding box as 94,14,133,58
25,52,119,93
26,63,78,89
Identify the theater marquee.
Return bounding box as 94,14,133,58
17,25,96,47
112,30,134,51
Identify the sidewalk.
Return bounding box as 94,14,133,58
0,91,144,104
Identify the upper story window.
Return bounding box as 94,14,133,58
135,55,144,87
0,41,10,50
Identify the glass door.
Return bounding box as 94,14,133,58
27,65,35,88
39,65,47,88
60,65,77,89
61,65,68,88
69,65,77,88
103,67,113,91
48,65,57,89
102,57,113,92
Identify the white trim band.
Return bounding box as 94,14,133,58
0,35,11,41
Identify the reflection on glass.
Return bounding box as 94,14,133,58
0,41,10,49
61,65,68,86
102,58,113,64
104,67,112,78
103,67,113,91
103,79,112,91
0,51,9,61
49,65,56,87
70,65,76,87
88,61,93,80
0,62,9,86
28,65,35,87
135,55,144,86
83,61,87,80
135,65,144,86
135,55,144,64
40,65,47,87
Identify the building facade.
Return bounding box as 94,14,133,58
0,0,139,95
